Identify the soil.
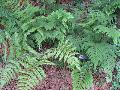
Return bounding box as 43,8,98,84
0,65,113,90
1,65,72,90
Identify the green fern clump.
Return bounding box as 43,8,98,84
1,0,120,89
0,53,50,90
17,56,46,90
86,43,117,82
13,3,74,55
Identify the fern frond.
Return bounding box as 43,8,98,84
72,69,93,90
43,41,81,70
0,53,54,90
0,60,20,88
17,55,46,90
113,61,120,89
86,43,117,82
94,25,120,44
17,9,74,57
17,67,45,90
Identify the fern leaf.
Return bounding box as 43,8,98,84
72,69,93,90
0,60,20,88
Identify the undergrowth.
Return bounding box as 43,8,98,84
0,0,120,90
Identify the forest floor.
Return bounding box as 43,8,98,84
0,64,113,90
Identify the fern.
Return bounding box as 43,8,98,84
0,60,20,88
17,56,46,90
113,61,120,89
86,43,117,82
0,0,120,89
94,25,120,44
72,68,93,90
43,40,81,70
0,53,54,90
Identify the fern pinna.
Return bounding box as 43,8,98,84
0,0,120,90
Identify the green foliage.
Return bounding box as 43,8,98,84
116,61,120,80
94,25,120,44
0,60,20,88
112,61,120,89
0,53,53,90
0,0,120,90
43,40,81,70
17,55,46,90
72,66,93,90
86,43,116,82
